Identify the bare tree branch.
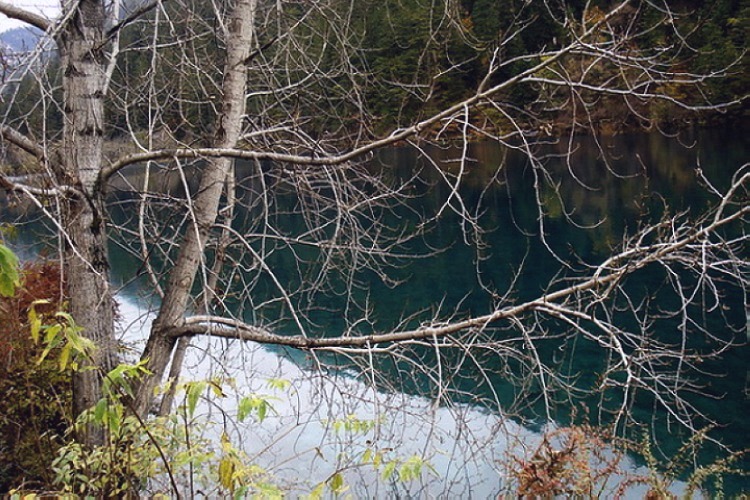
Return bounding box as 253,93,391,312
172,177,748,350
2,0,747,484
105,0,162,40
0,125,47,164
0,1,51,32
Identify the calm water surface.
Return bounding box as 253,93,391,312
3,126,748,494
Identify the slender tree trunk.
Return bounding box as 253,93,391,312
58,0,117,445
158,167,236,416
133,0,257,417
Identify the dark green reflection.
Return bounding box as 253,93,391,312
2,126,747,492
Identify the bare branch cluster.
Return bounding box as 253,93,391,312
0,1,747,489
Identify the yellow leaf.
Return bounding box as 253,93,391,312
27,300,50,344
308,482,325,500
58,343,71,371
218,457,235,491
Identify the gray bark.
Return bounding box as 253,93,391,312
133,0,257,417
158,168,237,416
58,0,117,445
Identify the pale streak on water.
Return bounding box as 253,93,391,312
117,294,687,497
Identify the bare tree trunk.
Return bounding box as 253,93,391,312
133,0,257,417
58,0,117,445
158,167,237,416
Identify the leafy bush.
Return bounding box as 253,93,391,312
0,259,72,491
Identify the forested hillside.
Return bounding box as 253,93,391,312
1,0,747,151
0,26,41,53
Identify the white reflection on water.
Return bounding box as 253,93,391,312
117,294,687,498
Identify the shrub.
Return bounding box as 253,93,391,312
0,261,72,491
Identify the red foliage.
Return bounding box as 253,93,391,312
0,261,70,491
0,261,64,371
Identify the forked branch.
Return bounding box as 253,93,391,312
172,172,748,350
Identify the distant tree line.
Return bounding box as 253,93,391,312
1,0,747,155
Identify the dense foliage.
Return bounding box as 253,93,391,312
0,260,71,491
1,0,747,151
362,0,749,132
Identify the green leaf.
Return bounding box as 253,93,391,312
233,486,249,500
381,461,397,481
0,244,20,298
266,378,291,391
94,398,108,423
328,472,345,493
103,364,124,395
43,324,61,345
67,333,95,359
0,224,18,239
237,396,252,422
255,482,283,499
107,404,122,434
209,379,226,398
257,400,267,422
54,311,77,326
103,363,148,397
307,482,325,500
185,381,205,417
237,395,276,422
36,324,61,366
